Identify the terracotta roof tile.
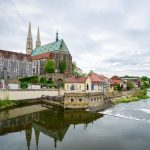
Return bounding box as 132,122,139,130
89,73,107,83
65,76,88,83
32,52,54,60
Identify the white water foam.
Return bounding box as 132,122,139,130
140,109,150,114
100,99,150,123
99,111,150,123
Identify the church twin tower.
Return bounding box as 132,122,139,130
26,22,41,55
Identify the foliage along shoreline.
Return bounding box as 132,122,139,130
0,100,17,110
114,89,150,104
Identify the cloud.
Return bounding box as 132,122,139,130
0,0,150,77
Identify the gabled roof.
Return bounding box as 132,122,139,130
112,80,121,85
89,73,107,83
111,75,121,80
65,76,88,83
32,39,69,56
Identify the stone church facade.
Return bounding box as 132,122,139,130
26,23,72,77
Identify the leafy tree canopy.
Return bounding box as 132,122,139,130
20,82,28,89
88,70,95,75
40,76,47,84
127,80,134,90
19,76,38,84
44,59,55,74
59,60,67,73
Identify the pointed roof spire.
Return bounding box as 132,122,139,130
27,22,32,40
36,26,40,42
36,26,41,48
25,128,32,150
56,29,59,42
34,129,40,150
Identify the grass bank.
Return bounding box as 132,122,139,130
0,99,41,111
114,89,150,104
0,100,17,110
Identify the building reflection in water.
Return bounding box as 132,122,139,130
0,106,103,150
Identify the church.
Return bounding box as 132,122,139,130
26,22,72,76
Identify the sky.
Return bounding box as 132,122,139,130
0,0,150,77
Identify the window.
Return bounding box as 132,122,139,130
79,99,82,102
79,85,81,90
7,68,11,72
71,99,74,102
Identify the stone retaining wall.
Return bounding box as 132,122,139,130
0,89,64,100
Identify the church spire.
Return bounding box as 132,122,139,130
25,128,32,150
26,22,33,55
36,26,41,48
28,22,32,39
56,30,59,42
34,129,40,150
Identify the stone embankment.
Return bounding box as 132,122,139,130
0,89,64,101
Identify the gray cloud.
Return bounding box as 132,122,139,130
0,0,150,77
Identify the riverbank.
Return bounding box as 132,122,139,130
113,89,150,104
0,100,17,110
0,99,41,111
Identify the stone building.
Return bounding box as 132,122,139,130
0,50,32,79
26,23,72,76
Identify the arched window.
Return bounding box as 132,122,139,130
86,84,89,90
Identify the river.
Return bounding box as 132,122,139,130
0,90,150,150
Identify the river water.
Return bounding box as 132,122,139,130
0,90,150,150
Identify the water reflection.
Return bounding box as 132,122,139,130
0,106,102,150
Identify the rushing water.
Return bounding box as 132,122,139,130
0,91,150,150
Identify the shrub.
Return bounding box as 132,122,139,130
19,76,38,84
20,82,28,89
40,76,47,84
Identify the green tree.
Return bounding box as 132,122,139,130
44,59,55,74
115,85,121,91
19,76,38,84
141,76,148,81
59,60,67,73
20,82,28,89
88,70,95,75
40,76,47,84
127,80,134,90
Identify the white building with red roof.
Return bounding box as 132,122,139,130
65,76,91,91
89,73,110,93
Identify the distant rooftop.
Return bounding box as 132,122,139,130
0,49,32,61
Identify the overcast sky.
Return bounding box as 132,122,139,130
0,0,150,77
